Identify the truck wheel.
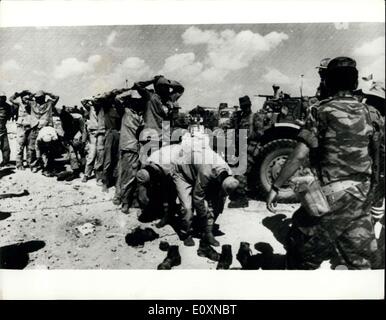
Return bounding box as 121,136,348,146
256,139,298,203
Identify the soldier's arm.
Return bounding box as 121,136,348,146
44,92,60,108
133,80,154,100
9,92,21,107
168,80,184,102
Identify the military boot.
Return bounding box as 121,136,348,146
157,245,181,270
202,219,219,247
197,240,220,261
236,242,252,269
156,204,172,228
217,244,233,269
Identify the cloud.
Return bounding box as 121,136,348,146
105,57,152,90
106,30,117,46
334,22,349,30
1,59,21,72
53,55,103,79
13,43,23,51
262,68,291,84
160,53,203,81
182,27,288,71
353,36,385,57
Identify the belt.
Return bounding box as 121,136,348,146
321,180,363,196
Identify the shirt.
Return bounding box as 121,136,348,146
29,99,57,129
119,107,144,152
298,93,379,184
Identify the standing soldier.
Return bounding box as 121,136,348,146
93,89,125,192
315,58,331,101
0,92,14,167
9,90,33,170
266,57,383,269
228,95,264,208
133,75,184,154
112,89,144,213
80,96,106,185
27,90,59,171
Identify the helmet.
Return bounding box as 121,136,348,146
222,176,239,195
327,57,356,71
239,95,251,106
316,58,331,69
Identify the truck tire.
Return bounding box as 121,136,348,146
256,139,298,203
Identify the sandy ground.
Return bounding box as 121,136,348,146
0,122,299,270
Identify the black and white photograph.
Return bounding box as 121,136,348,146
0,0,384,301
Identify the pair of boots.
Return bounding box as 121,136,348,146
197,241,233,269
181,220,219,247
158,245,181,270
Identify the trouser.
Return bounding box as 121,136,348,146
28,127,40,167
65,140,85,172
0,130,10,164
15,124,32,166
102,129,120,186
84,130,105,180
36,140,55,171
173,173,194,236
115,150,139,206
286,182,378,270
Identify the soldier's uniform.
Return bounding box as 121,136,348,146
287,92,383,269
228,96,264,207
0,94,13,166
9,92,32,169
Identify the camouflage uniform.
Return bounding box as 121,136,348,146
287,93,382,269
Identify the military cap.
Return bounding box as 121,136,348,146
316,58,331,69
219,102,228,110
327,57,357,70
239,95,251,106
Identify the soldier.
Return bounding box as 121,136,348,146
266,57,382,269
172,135,239,246
112,89,145,214
0,92,14,167
56,107,88,181
35,126,61,176
9,90,33,170
315,58,331,101
93,89,126,192
136,143,182,227
228,95,264,208
133,75,184,154
80,96,106,184
27,90,59,171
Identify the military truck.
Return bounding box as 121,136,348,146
251,85,311,202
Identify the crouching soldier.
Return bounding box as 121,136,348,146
56,107,87,181
35,126,61,176
172,135,239,246
136,143,182,227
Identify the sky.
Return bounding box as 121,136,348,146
0,23,384,111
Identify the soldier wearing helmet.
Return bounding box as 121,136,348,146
267,56,383,269
315,57,331,100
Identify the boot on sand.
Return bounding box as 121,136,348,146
197,240,220,262
202,221,219,247
217,244,233,270
157,245,181,270
236,242,252,269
